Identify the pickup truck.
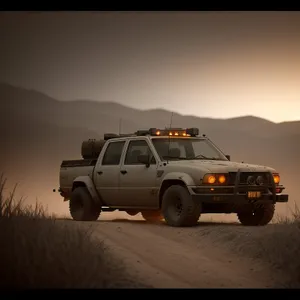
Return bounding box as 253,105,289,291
58,127,289,227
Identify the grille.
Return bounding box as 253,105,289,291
228,172,272,186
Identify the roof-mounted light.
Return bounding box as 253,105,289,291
148,127,199,137
186,128,199,136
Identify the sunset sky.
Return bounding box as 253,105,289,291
0,11,299,122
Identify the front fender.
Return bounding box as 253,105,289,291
73,176,102,205
158,172,197,198
161,172,196,186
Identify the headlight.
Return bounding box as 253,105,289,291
206,175,216,184
273,173,280,184
203,173,227,184
218,175,226,184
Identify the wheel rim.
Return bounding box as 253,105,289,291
168,196,183,218
251,206,264,218
238,204,271,225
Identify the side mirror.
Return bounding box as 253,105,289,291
137,154,150,167
225,155,230,161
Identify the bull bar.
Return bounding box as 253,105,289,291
190,169,289,204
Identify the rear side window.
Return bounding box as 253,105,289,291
102,141,125,165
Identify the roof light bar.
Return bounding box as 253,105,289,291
103,127,200,139
147,127,199,137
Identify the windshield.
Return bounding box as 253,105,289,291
152,138,228,161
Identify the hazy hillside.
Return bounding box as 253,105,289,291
2,82,300,138
0,82,298,216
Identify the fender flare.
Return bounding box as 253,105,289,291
72,176,102,205
158,172,195,197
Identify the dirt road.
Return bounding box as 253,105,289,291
70,217,280,288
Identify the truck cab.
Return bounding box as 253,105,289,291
58,127,288,227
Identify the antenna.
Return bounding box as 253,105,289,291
166,112,174,164
169,112,174,128
118,118,122,135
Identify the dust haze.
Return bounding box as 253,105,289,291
1,12,300,288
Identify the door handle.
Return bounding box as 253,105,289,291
120,170,127,175
97,171,103,175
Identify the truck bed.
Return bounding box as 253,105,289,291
60,159,97,168
60,159,98,198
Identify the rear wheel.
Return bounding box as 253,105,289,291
162,185,202,227
69,187,101,221
237,203,275,226
141,211,163,222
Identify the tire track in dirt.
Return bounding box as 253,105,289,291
83,220,276,288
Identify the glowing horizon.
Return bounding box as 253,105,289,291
0,11,299,123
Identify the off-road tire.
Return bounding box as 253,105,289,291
141,211,163,222
162,185,202,227
69,187,101,221
237,203,275,226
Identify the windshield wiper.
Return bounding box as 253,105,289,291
188,155,222,160
188,154,210,159
162,156,188,160
163,155,223,161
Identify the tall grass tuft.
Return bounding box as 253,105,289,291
0,174,149,289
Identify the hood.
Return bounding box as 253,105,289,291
167,160,276,173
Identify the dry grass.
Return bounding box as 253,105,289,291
232,211,300,288
188,204,300,288
0,175,150,289
1,173,299,288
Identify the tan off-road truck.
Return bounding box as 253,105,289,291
57,127,288,227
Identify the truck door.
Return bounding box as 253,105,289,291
94,140,125,206
119,139,159,208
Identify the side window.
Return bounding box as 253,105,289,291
125,140,156,165
102,141,125,165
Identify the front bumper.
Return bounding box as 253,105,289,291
191,193,288,204
189,169,289,204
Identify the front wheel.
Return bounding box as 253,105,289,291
237,203,275,226
69,187,101,221
162,185,202,227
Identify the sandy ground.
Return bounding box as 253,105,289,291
62,216,281,289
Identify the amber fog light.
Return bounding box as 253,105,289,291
207,175,216,184
218,175,226,184
203,174,216,184
203,174,227,185
273,174,280,184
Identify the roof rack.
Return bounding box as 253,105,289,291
104,133,136,140
103,127,200,140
